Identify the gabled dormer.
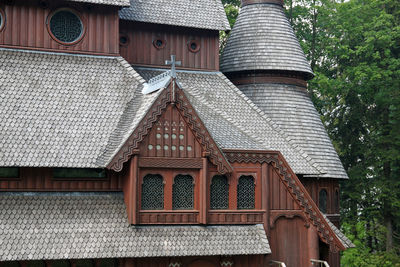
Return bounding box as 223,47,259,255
118,0,230,70
0,0,128,55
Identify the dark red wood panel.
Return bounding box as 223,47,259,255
120,21,219,70
0,167,123,191
0,1,119,55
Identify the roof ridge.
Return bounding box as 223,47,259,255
216,72,326,175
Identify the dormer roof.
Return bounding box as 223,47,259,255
119,0,230,31
220,2,313,79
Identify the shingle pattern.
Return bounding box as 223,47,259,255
323,215,355,249
0,193,271,261
0,48,156,168
220,3,313,77
135,68,323,176
68,0,130,6
119,0,230,31
238,83,348,179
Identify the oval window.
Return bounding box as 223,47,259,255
153,38,166,49
0,8,5,32
48,9,84,44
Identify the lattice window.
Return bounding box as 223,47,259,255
49,9,83,43
141,174,164,210
210,175,229,209
319,189,328,214
173,175,194,210
237,175,255,209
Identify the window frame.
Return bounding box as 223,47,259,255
140,173,165,210
210,175,229,210
46,7,86,46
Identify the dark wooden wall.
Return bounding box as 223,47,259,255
120,21,220,70
0,0,119,55
0,167,123,191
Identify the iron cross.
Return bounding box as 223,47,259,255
165,55,181,78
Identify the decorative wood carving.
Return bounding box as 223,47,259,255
220,257,234,267
270,210,310,229
139,211,199,224
109,80,233,175
139,158,203,169
208,210,265,224
225,149,346,252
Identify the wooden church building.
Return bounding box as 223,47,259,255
0,0,354,266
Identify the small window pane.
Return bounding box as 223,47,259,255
210,175,229,209
141,174,164,210
50,9,83,43
1,262,19,267
237,175,255,209
98,259,116,267
173,175,194,210
53,168,106,178
334,189,339,213
319,189,328,214
26,261,45,267
0,167,19,178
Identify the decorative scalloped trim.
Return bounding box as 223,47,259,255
108,80,233,174
225,150,346,252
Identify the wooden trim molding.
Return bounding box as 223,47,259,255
108,80,233,174
139,210,199,224
232,75,307,88
270,210,310,229
139,157,203,169
225,149,346,252
208,210,265,224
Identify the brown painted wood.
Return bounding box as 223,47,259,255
0,167,123,191
120,21,219,70
0,0,119,55
200,156,208,224
138,158,203,169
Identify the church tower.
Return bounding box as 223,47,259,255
221,0,349,265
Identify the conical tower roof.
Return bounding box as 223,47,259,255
220,0,313,79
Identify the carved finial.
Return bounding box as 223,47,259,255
165,55,182,78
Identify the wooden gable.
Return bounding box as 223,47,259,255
139,104,204,159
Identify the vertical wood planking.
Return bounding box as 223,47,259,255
120,21,219,70
0,1,119,55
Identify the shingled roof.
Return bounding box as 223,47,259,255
238,83,348,179
0,48,156,168
0,193,271,261
119,0,230,31
135,68,323,176
220,3,313,78
68,0,130,6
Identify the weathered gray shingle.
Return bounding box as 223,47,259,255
0,193,271,261
238,83,348,179
68,0,130,6
324,215,355,249
119,0,230,31
135,68,324,176
220,3,313,77
0,48,156,168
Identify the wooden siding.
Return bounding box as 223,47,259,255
0,1,119,55
0,167,123,191
300,177,340,215
120,21,220,70
139,105,203,158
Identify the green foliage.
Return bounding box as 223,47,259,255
220,0,400,264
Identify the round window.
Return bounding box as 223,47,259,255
0,8,5,32
188,40,200,53
48,9,84,44
153,38,166,49
119,35,129,46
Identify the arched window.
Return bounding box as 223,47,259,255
141,174,164,210
210,175,229,209
173,175,194,210
237,175,255,209
334,189,339,213
319,189,328,214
